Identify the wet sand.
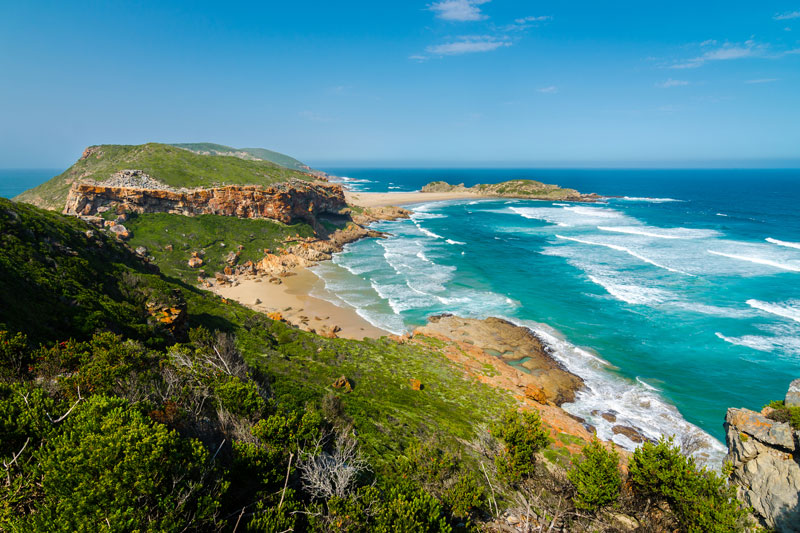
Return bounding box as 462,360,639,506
212,268,389,340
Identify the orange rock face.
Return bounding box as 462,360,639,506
63,180,347,226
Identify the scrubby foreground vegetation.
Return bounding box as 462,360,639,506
0,197,752,532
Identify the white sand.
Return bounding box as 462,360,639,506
345,190,492,208
212,269,389,340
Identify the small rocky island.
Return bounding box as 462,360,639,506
421,179,599,202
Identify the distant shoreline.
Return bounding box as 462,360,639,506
345,190,494,207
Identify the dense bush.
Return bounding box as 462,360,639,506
567,439,621,511
401,438,486,521
629,437,748,533
4,395,224,532
492,408,550,482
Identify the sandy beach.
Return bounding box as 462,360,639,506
345,190,491,207
213,190,490,340
212,268,389,340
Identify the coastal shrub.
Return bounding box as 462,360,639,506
492,408,550,482
567,439,621,511
0,330,31,381
401,439,485,520
8,395,223,532
214,376,266,418
764,400,800,430
629,437,748,533
371,485,453,533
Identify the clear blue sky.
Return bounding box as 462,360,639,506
1,1,799,168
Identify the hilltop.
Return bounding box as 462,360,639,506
421,179,598,202
171,142,314,172
14,142,316,210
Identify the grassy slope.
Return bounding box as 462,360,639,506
172,142,311,172
125,213,315,282
0,196,512,469
14,143,314,210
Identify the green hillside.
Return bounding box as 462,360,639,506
0,197,751,531
172,142,312,172
14,143,314,211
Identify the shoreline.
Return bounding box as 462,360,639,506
345,190,494,207
211,268,389,340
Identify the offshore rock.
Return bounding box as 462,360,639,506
725,405,800,532
63,178,346,226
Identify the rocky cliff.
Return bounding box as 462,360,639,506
725,379,800,532
421,179,598,202
63,172,346,227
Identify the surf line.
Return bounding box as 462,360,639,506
707,250,800,273
555,234,694,276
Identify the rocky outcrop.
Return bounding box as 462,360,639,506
420,179,599,202
407,315,597,456
414,315,584,406
63,176,346,226
725,399,800,532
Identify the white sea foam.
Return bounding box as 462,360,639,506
597,225,719,240
747,299,800,323
410,212,447,220
707,250,800,272
553,203,571,207
587,275,670,305
564,206,624,218
556,235,694,276
620,196,683,203
446,239,466,245
716,213,728,217
715,331,800,356
766,237,800,250
510,319,726,465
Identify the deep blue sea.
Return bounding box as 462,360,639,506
314,168,800,464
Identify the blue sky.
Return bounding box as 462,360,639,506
1,1,799,167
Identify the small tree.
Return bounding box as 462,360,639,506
629,437,748,533
298,427,368,500
492,408,550,482
567,439,621,511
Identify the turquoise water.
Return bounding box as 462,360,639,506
313,168,800,463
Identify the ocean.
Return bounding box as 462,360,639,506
0,169,59,199
313,168,800,464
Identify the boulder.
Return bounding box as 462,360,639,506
409,379,424,391
332,376,352,393
611,425,648,444
187,256,204,268
108,224,130,239
725,406,800,532
135,246,148,256
786,378,800,408
225,251,240,266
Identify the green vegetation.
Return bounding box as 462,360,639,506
15,143,314,210
420,179,589,201
764,399,800,430
0,196,754,531
628,437,748,533
567,440,621,512
125,212,315,281
492,408,551,482
172,143,312,172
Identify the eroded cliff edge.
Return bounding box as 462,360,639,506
725,379,800,532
